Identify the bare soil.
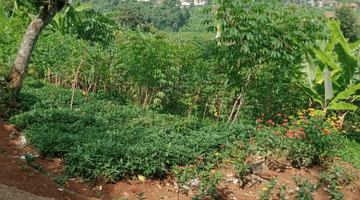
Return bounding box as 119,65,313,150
1,120,359,200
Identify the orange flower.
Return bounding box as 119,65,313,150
256,119,262,122
247,158,252,162
176,166,181,169
189,165,194,168
197,156,203,159
220,145,225,148
197,160,201,163
277,113,282,116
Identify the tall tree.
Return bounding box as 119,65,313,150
335,5,360,43
5,0,68,105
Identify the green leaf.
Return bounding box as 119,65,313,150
331,83,360,105
311,46,338,70
349,40,360,51
327,103,358,111
0,1,7,20
296,82,324,107
328,18,350,55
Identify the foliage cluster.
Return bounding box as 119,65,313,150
335,5,360,43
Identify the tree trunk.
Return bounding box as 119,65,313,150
6,0,67,103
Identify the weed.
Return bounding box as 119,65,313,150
292,175,321,200
258,174,278,200
53,176,66,186
96,190,104,198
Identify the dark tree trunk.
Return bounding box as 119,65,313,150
6,0,66,104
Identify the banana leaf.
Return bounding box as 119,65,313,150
0,1,7,20
330,83,360,105
327,103,358,111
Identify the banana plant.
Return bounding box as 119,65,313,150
48,1,92,35
296,18,360,116
0,0,18,20
0,1,6,20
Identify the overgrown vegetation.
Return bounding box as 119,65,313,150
1,0,360,199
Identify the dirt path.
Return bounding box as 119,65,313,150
0,183,55,200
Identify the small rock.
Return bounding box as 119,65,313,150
58,188,64,191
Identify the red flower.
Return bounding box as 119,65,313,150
342,122,345,125
302,135,306,139
268,120,273,123
278,124,282,127
283,179,287,182
266,127,270,129
310,140,312,143
314,125,318,128
274,132,280,136
189,165,194,168
250,142,254,145
238,150,241,152
238,141,242,143
261,114,265,116
131,189,139,193
295,135,300,138
337,157,341,161
197,156,203,159
292,122,296,126
302,117,307,120
284,128,287,131
258,125,262,127
284,119,288,122
277,113,282,116
257,128,261,131
256,119,262,122
271,173,277,176
317,117,320,120
281,136,285,138
247,158,253,162
176,166,182,169
250,137,254,140
197,160,201,163
220,145,225,148
282,123,287,126
299,128,304,131
241,145,245,147
272,122,276,126
334,123,339,127
325,131,330,134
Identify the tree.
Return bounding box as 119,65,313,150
203,0,323,121
5,0,68,107
335,5,360,43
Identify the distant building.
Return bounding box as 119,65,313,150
323,1,338,9
343,3,359,11
193,0,206,6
